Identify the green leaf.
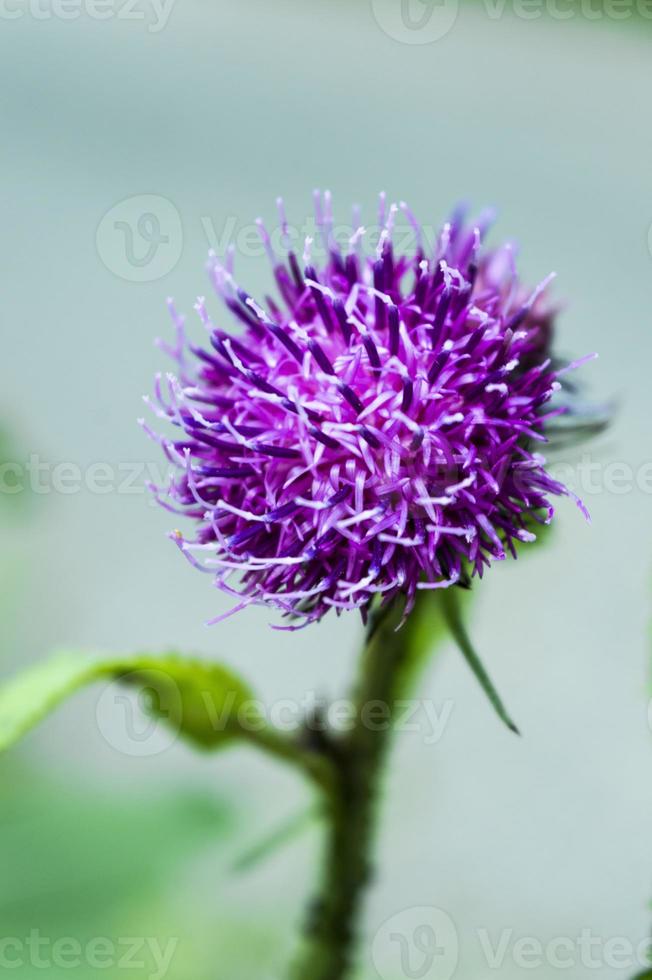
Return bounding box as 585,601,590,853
0,649,257,755
397,590,448,698
363,590,448,707
0,650,336,790
441,589,520,735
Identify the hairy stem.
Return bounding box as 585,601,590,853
293,595,436,980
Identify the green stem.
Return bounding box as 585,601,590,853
292,594,435,980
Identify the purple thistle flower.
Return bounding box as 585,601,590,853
144,193,595,627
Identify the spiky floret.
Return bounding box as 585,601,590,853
144,193,592,627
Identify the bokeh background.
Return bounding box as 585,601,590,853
1,2,651,977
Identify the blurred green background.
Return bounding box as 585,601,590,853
1,1,651,977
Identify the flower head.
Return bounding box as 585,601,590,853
145,193,593,626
